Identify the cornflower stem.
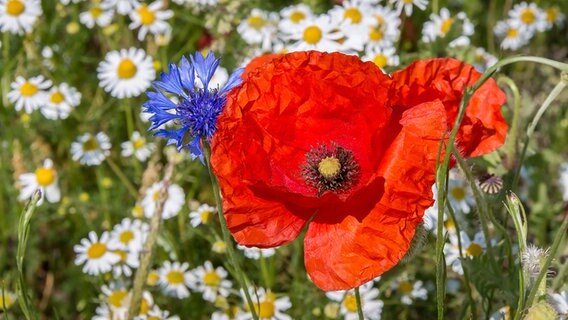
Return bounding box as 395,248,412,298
513,74,568,189
16,190,41,320
435,55,568,320
525,216,568,308
105,158,138,198
127,160,174,319
202,141,259,320
497,76,521,163
354,286,365,320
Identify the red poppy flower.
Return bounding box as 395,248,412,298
210,51,507,291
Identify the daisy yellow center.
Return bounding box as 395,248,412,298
375,15,385,26
50,91,65,104
256,301,275,318
440,18,454,34
35,167,56,186
546,8,557,23
108,290,128,308
138,5,156,25
203,271,220,286
466,243,483,257
6,0,25,16
152,191,160,201
507,27,518,38
200,210,211,223
1,293,15,309
87,243,107,259
444,217,456,230
399,281,413,294
403,0,413,3
343,294,359,313
520,9,535,24
450,187,466,200
140,297,151,314
119,230,134,244
318,157,341,179
147,271,160,286
303,25,322,44
132,205,144,218
247,15,265,30
19,82,38,97
289,11,305,23
372,54,388,68
117,58,138,79
166,270,185,284
82,138,99,151
369,27,384,41
115,249,128,262
133,138,146,149
90,7,103,18
344,7,362,23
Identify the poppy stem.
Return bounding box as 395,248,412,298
202,141,260,320
354,286,364,320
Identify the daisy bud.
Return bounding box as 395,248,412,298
323,302,340,319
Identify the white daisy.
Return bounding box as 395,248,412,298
97,47,155,99
278,4,313,31
134,305,180,320
189,203,216,227
129,2,173,41
237,8,278,51
390,0,428,17
0,0,42,35
444,230,491,275
422,8,474,47
472,47,498,72
237,245,276,260
545,7,565,29
74,231,120,275
92,302,113,320
188,261,232,303
284,14,345,52
508,2,547,33
362,6,400,50
158,261,192,299
325,280,383,320
447,169,474,214
494,19,531,50
8,75,51,114
101,282,130,318
121,131,155,162
559,163,568,201
79,3,114,29
0,290,16,310
328,0,375,52
548,291,568,319
18,158,61,205
361,46,399,71
70,132,112,166
39,83,81,120
112,247,140,277
391,277,428,305
238,288,292,320
142,182,185,220
102,0,140,15
212,239,227,254
111,218,149,252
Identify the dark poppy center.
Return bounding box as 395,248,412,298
302,143,360,195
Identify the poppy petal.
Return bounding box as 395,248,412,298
304,99,447,291
390,58,507,157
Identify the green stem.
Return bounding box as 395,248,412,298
202,142,259,320
486,0,496,53
105,158,138,198
127,161,174,319
354,286,365,320
497,76,522,164
259,255,272,289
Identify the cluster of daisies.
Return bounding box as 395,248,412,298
236,0,497,71
494,2,565,50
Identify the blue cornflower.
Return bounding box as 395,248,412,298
142,51,244,162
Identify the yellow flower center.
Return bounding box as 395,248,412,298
403,0,413,4
147,271,160,286
444,217,456,231
6,0,25,16
79,192,90,202
546,8,558,23
119,230,134,244
50,91,65,104
82,138,99,151
152,191,160,201
520,9,535,24
318,157,341,179
466,243,483,257
440,18,454,34
200,210,211,223
19,82,38,97
369,27,384,41
138,5,156,25
450,186,466,200
0,293,15,309
506,27,518,39
343,294,359,313
256,301,275,318
90,7,103,18
289,11,305,23
203,271,220,286
372,54,388,68
117,58,138,79
108,290,128,308
247,15,266,30
133,138,146,149
399,281,413,294
140,297,151,315
166,270,185,284
87,242,107,259
303,25,322,44
132,205,144,218
343,7,362,23
115,249,128,262
35,167,56,186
